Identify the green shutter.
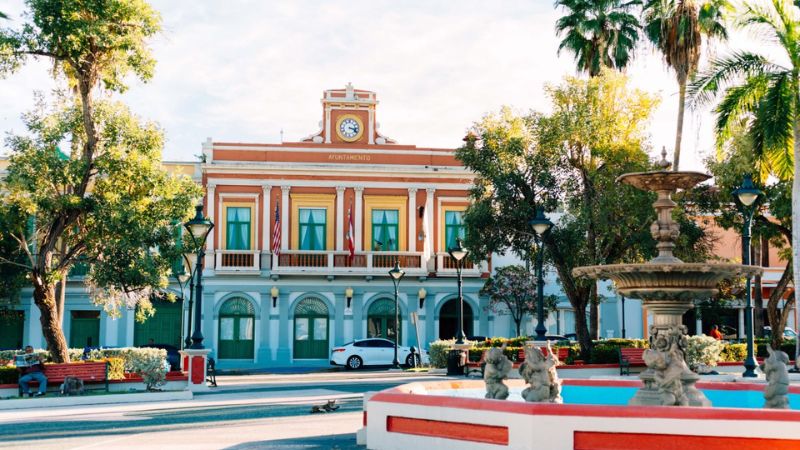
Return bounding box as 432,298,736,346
445,211,465,250
372,209,398,251
226,207,251,250
299,209,326,250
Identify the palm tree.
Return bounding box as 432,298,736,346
689,0,799,353
643,0,730,169
555,0,642,77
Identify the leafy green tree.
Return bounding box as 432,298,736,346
458,71,663,357
0,1,200,362
642,0,730,169
481,265,559,337
695,129,794,349
555,0,642,76
689,0,798,351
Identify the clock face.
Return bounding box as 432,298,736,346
339,118,360,139
336,115,363,142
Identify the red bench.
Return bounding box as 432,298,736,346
619,347,646,375
19,361,109,396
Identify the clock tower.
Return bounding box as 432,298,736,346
302,83,396,145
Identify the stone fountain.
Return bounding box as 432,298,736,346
573,150,762,407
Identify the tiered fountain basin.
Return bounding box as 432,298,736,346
364,379,800,450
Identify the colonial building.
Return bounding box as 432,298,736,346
0,85,499,369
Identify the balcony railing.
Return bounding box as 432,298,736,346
273,250,426,275
435,253,484,276
215,250,260,272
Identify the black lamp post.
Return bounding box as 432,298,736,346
733,174,762,378
388,261,405,369
530,207,553,341
182,252,197,349
621,295,627,339
184,204,214,350
448,238,469,345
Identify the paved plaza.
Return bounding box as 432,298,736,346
0,372,440,449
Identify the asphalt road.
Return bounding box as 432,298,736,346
0,372,443,450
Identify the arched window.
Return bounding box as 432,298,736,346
367,298,401,343
294,297,329,359
218,297,255,359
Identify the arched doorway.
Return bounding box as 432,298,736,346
439,298,474,340
367,298,401,343
218,297,255,359
294,297,329,359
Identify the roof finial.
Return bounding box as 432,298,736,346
657,146,672,170
345,82,354,99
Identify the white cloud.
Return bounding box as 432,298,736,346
0,0,768,172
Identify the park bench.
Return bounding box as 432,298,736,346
19,361,109,396
619,347,646,376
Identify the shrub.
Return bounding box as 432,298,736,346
104,357,126,380
756,340,797,359
125,348,168,390
720,343,746,362
685,335,724,371
601,338,648,348
0,367,18,384
428,339,456,368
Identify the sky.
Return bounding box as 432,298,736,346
0,1,775,171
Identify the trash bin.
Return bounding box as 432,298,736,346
447,349,465,375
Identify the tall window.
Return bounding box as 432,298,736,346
372,209,398,251
445,211,465,250
226,207,251,250
299,208,326,250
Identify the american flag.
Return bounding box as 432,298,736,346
272,204,281,256
346,206,355,262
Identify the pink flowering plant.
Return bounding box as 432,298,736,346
481,265,558,337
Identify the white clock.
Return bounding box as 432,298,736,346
336,115,364,142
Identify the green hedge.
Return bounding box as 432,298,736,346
720,344,747,362
756,340,796,358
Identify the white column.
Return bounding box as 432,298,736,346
408,188,417,254
262,184,271,253
281,186,290,251
324,107,332,144
336,186,345,251
425,188,435,270
355,186,364,251
205,184,216,270
738,307,745,339
695,316,703,336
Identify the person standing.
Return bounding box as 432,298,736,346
709,325,723,341
18,346,47,397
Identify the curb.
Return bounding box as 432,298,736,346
0,389,193,410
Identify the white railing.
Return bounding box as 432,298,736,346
435,253,485,277
272,250,427,275
215,250,260,272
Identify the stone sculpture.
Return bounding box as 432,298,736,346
484,347,512,400
761,346,790,409
520,342,562,403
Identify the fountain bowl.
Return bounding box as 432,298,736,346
363,378,800,450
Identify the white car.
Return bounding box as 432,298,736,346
330,338,428,370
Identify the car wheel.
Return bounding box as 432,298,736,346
346,356,363,370
405,354,421,368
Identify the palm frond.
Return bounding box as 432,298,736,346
713,73,772,144
756,71,796,179
688,51,779,108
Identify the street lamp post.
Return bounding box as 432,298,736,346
184,204,214,350
448,238,468,345
182,252,197,349
388,261,405,369
621,295,627,339
529,207,553,341
733,174,762,378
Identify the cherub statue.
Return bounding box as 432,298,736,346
644,328,689,406
484,346,511,400
520,343,562,403
761,346,790,409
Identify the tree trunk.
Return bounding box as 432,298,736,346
753,235,767,337
767,263,793,350
791,110,800,359
515,319,522,338
589,282,599,340
574,299,591,359
32,280,70,362
673,79,687,171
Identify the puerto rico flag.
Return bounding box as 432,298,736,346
347,206,355,262
272,204,281,256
